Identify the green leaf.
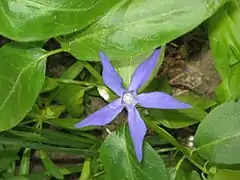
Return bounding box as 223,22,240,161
0,43,46,131
55,85,89,117
40,150,64,179
114,46,165,87
210,170,240,180
195,101,240,164
62,0,228,60
168,155,201,180
41,77,58,93
100,125,169,180
175,93,216,110
3,175,29,180
146,107,206,129
79,158,91,180
18,148,31,175
48,61,85,102
214,79,232,103
0,150,19,173
46,117,83,130
143,76,172,94
209,0,240,79
228,64,240,100
0,136,95,155
0,0,119,41
8,128,97,148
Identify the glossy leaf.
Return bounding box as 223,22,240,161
0,0,118,41
100,125,169,180
209,0,240,79
195,101,240,164
0,43,46,131
63,0,229,60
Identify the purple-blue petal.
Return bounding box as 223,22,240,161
75,98,123,128
128,49,161,91
137,92,192,109
100,52,126,97
127,106,146,162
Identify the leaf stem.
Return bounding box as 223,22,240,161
38,48,68,61
146,120,189,154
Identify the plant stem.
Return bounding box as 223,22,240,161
146,120,189,154
145,120,209,174
38,48,68,61
56,78,100,87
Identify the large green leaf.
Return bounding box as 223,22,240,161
209,0,240,79
100,125,169,180
0,0,118,41
194,101,240,164
0,43,46,131
62,0,229,60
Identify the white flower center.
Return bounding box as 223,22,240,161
122,92,136,106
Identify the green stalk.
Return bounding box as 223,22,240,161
145,120,209,174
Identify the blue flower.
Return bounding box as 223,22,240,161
75,49,191,161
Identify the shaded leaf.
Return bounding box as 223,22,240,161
55,85,89,117
168,157,201,180
0,149,19,173
209,0,240,79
